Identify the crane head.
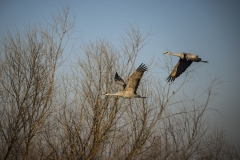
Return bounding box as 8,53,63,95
163,51,172,55
104,92,110,96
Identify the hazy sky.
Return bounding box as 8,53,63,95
1,0,240,143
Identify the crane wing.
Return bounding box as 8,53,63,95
115,72,126,91
166,59,192,82
125,63,147,94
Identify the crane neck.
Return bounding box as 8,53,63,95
172,53,184,59
106,92,121,96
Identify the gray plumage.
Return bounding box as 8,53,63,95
163,52,208,82
114,72,126,91
105,63,147,98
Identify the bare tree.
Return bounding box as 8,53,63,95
41,24,239,160
0,5,239,160
198,126,240,159
0,5,74,160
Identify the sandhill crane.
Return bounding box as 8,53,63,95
163,52,208,82
105,63,147,98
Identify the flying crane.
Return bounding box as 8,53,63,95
105,63,147,98
163,52,208,82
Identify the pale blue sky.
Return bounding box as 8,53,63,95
1,0,240,143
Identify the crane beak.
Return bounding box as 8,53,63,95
163,52,166,54
103,92,109,95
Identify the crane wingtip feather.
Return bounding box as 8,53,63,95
137,63,148,72
166,76,175,83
